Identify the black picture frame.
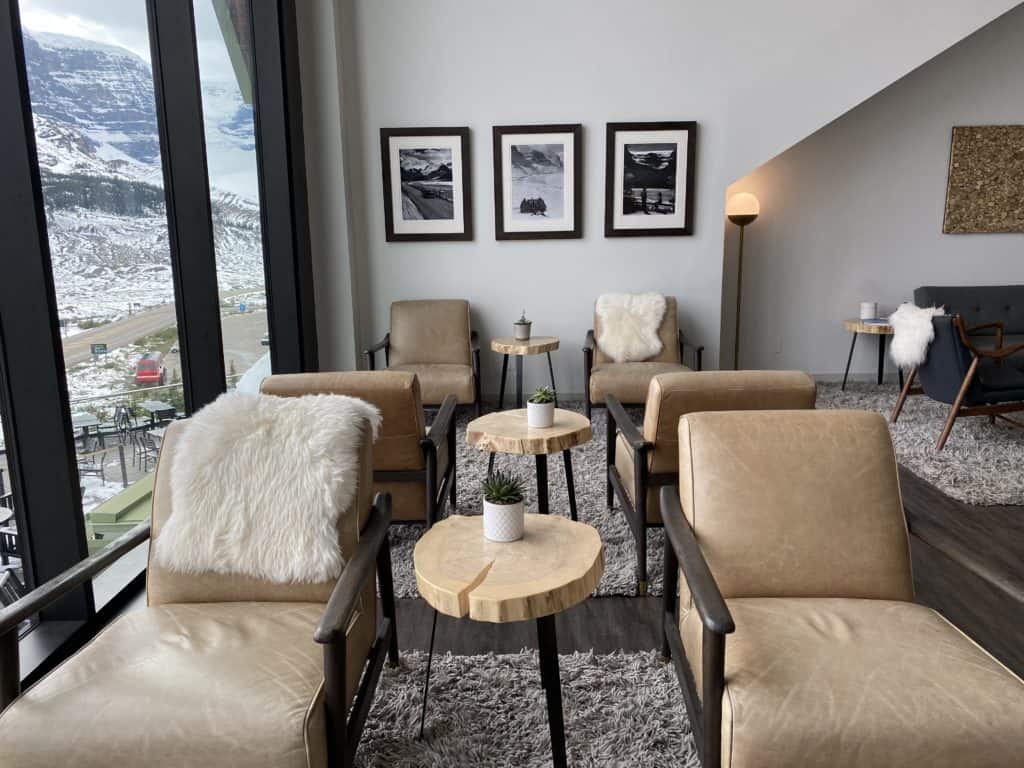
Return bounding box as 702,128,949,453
380,126,473,242
492,123,582,240
604,121,697,237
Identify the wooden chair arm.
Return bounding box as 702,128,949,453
315,494,393,644
678,329,704,371
976,341,1024,360
605,394,649,452
422,395,458,453
583,329,596,352
363,333,390,370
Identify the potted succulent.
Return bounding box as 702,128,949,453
482,470,526,542
513,310,532,341
527,385,555,428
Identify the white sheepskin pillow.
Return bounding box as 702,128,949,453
595,292,668,363
889,303,946,369
153,391,381,584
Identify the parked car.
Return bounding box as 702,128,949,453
134,352,166,385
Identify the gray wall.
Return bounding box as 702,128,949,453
724,4,1024,377
304,0,1019,393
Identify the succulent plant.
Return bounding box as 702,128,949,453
483,469,525,505
529,385,555,405
515,310,530,324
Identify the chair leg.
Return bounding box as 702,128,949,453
891,366,917,423
584,398,592,421
937,358,979,450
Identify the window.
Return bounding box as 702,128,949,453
21,1,183,552
0,409,26,602
194,0,271,388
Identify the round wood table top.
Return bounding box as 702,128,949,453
844,319,893,335
466,408,592,456
414,513,604,622
490,336,560,355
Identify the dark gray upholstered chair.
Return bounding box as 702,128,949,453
892,285,1024,449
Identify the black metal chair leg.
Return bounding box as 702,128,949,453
877,334,886,386
497,354,509,411
562,450,577,522
546,351,558,408
537,615,567,768
842,332,858,391
515,356,524,409
487,452,496,478
536,454,549,515
418,609,439,740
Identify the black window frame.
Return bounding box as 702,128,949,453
0,0,317,679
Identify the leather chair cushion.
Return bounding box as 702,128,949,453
678,410,913,603
593,296,680,365
262,371,426,471
589,362,688,405
389,299,471,366
389,363,475,405
375,424,451,523
0,601,376,768
147,418,373,606
680,597,1024,768
641,370,816,474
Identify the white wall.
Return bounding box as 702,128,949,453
725,4,1024,377
308,0,1018,392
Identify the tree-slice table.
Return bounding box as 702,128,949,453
414,514,604,767
490,335,560,409
841,319,904,390
467,408,592,520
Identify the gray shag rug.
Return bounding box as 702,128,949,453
390,403,664,598
355,650,697,768
816,381,1024,507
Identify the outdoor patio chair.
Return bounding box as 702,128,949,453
0,396,397,768
660,410,1024,768
364,299,482,417
77,448,108,482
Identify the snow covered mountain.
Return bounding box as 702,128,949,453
23,30,264,321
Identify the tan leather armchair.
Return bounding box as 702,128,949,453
660,410,1024,768
365,299,482,416
583,295,703,419
606,370,815,594
262,371,456,525
0,403,397,768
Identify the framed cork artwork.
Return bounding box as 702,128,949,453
943,125,1024,234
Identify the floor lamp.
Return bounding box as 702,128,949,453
727,192,760,370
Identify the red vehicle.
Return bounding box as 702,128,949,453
134,352,166,385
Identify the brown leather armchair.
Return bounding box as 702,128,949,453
262,371,456,526
583,295,703,419
607,370,815,594
0,404,397,768
660,409,1024,768
365,299,482,416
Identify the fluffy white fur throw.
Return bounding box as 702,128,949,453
154,391,381,584
595,292,667,363
889,303,945,369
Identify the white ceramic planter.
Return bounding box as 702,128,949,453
527,400,554,428
514,322,532,340
483,499,525,542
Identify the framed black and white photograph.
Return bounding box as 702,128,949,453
492,123,582,240
380,127,472,241
605,121,696,237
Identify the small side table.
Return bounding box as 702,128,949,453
414,513,604,768
491,336,560,409
467,408,591,521
842,319,904,390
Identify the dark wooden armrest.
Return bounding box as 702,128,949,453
364,333,389,354
966,321,1004,334
605,394,648,452
363,333,390,370
0,522,150,636
315,494,393,644
976,341,1024,360
583,329,596,351
470,330,480,352
678,329,704,371
423,395,457,452
660,487,734,635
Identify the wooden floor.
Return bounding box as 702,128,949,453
394,468,1023,673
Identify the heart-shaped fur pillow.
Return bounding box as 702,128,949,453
595,292,667,363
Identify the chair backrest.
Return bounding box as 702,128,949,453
915,285,1024,336
677,409,913,602
916,316,976,405
389,299,472,366
147,402,374,606
594,295,679,365
642,371,816,474
261,371,426,471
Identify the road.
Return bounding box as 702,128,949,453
401,182,454,220
63,304,177,366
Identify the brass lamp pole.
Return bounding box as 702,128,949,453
726,192,760,370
